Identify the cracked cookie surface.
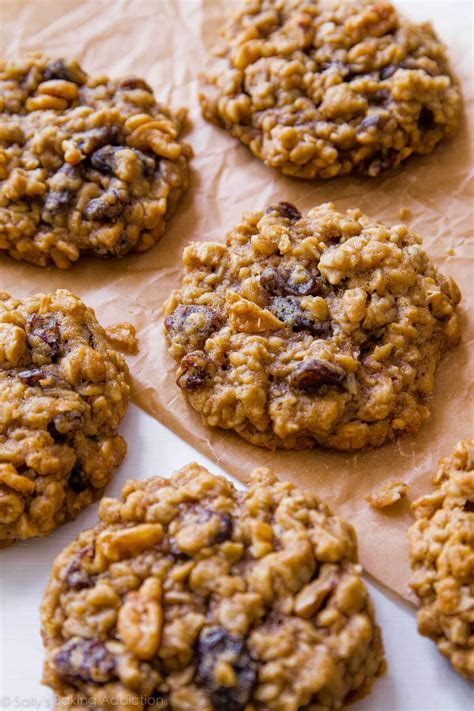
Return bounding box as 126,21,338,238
408,440,474,681
0,55,192,268
0,289,129,544
199,0,461,178
41,464,385,710
164,201,461,451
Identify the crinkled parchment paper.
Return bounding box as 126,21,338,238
1,0,473,599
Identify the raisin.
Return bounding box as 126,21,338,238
68,464,90,493
83,324,95,347
368,89,390,106
194,507,233,543
90,145,120,174
165,305,221,351
269,296,330,336
319,61,352,81
27,314,62,361
42,164,82,220
196,627,256,711
77,126,120,155
177,351,214,390
91,145,156,177
63,550,94,590
213,512,233,543
418,106,436,130
261,265,327,298
43,58,87,85
133,148,156,176
18,368,46,386
289,358,346,391
364,149,399,176
380,64,398,80
463,501,474,512
284,265,317,296
43,189,73,215
51,411,84,436
117,77,153,92
54,638,116,684
47,420,66,443
265,201,301,221
359,114,386,131
84,187,128,220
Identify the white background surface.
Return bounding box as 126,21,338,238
0,405,472,710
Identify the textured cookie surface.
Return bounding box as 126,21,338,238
199,0,461,178
41,464,384,710
164,202,460,451
408,440,474,680
0,55,192,268
0,289,129,544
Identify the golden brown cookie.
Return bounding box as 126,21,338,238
0,55,192,268
0,289,130,544
41,464,385,709
164,202,461,450
199,0,461,178
408,440,474,681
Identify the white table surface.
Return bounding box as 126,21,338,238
0,405,472,709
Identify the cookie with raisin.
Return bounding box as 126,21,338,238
41,464,385,709
0,289,130,544
408,440,474,681
0,55,192,267
199,0,461,178
164,202,461,450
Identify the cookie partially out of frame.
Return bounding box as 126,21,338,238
41,464,385,710
0,289,130,544
408,440,474,681
0,55,192,268
199,0,461,178
164,201,461,451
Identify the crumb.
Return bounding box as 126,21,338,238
105,322,138,354
447,248,455,256
366,480,408,509
399,207,410,220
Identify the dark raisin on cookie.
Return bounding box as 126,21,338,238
269,296,330,337
177,351,214,391
265,201,301,221
26,314,62,361
77,126,120,156
43,58,87,85
63,549,95,591
196,626,257,711
289,358,346,391
18,368,46,386
67,465,90,494
53,638,116,684
84,187,128,221
117,77,153,92
165,305,222,351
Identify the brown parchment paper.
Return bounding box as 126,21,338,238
1,0,473,600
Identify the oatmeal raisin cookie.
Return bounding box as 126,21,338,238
41,464,385,709
0,289,129,544
164,201,461,451
199,0,461,178
408,440,474,680
0,55,192,268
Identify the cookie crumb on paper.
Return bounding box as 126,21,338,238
366,480,408,509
